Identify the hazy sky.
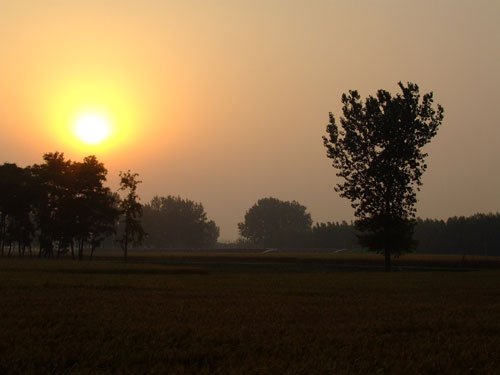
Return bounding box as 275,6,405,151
1,0,499,240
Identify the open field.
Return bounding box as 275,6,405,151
95,251,500,272
0,254,499,374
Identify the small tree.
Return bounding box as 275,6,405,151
323,82,444,271
238,197,312,248
118,171,144,262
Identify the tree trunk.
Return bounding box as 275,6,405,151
384,247,391,272
123,216,129,263
0,215,5,257
78,240,84,260
383,194,393,272
124,235,128,263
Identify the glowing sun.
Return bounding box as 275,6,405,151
74,112,112,145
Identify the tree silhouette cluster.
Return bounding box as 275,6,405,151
0,152,120,258
141,195,219,248
1,152,224,258
2,150,498,257
237,197,358,249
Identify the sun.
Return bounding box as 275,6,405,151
73,112,112,145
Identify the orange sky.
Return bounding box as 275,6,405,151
1,0,499,240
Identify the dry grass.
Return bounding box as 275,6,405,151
0,257,499,374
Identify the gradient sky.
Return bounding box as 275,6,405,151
1,0,499,240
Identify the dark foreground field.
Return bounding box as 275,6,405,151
0,254,499,374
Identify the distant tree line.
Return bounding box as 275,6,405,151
237,197,500,255
413,214,500,255
3,153,499,257
310,214,500,255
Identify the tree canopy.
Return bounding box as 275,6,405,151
323,82,444,270
0,163,34,256
0,153,120,258
238,197,312,247
142,195,219,248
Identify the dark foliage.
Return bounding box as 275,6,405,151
238,197,312,247
414,213,500,255
0,163,35,256
323,82,444,270
142,195,220,248
117,171,145,262
311,221,358,250
305,213,500,255
0,153,120,259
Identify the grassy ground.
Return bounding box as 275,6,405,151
0,255,499,374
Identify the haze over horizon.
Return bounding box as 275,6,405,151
1,0,499,240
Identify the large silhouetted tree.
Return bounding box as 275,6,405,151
118,170,144,262
238,197,312,247
323,82,444,271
